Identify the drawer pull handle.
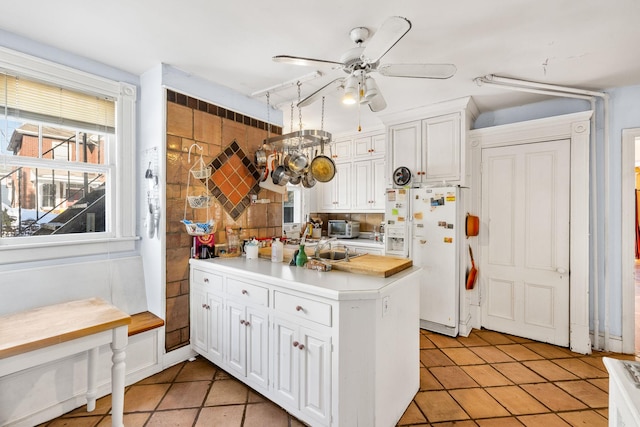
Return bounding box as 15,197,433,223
204,278,209,283
295,305,303,312
298,344,305,350
293,341,299,347
242,289,248,295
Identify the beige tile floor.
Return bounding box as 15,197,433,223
41,328,635,427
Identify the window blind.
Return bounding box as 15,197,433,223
0,72,115,132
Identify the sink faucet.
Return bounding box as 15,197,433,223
314,237,337,258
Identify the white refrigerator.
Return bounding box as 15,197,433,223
386,186,464,337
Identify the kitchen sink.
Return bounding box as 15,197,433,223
314,250,363,261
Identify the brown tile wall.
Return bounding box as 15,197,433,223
165,90,282,351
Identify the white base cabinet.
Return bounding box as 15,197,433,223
190,258,420,427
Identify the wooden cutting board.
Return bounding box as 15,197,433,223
329,254,412,277
257,248,412,277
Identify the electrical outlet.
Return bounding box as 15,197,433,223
382,296,390,317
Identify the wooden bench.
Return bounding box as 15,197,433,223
128,311,164,336
0,298,131,427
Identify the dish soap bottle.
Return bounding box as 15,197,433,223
296,244,308,267
271,238,283,263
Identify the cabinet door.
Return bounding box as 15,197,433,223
226,300,246,376
191,286,208,353
206,293,224,365
371,133,386,156
371,157,386,210
423,113,461,182
352,160,371,211
272,319,299,407
332,140,351,160
317,181,335,211
299,326,331,424
334,162,351,210
353,136,372,158
245,306,269,390
389,121,422,183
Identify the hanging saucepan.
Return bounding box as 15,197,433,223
466,213,479,238
287,150,309,175
289,171,302,185
301,170,316,188
254,147,267,168
271,153,291,186
309,140,336,183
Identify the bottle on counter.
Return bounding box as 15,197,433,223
271,238,284,263
295,244,308,267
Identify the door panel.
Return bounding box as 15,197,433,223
272,320,298,406
246,307,268,390
226,301,246,376
481,140,570,346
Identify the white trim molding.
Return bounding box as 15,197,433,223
468,110,593,354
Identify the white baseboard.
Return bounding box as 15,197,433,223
163,344,197,369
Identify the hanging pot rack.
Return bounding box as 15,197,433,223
261,128,332,151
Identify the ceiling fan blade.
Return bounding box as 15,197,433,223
297,78,344,108
273,55,343,68
360,16,411,65
378,63,457,79
368,92,387,112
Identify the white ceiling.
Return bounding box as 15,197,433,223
2,0,639,134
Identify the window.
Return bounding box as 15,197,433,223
283,187,302,225
0,47,136,263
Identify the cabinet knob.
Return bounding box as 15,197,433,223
202,303,207,308
298,344,305,350
204,278,209,283
244,321,251,327
242,289,248,295
295,305,303,312
293,341,299,347
240,319,245,325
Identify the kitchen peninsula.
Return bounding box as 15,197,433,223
190,256,421,427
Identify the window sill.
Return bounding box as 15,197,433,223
0,236,140,266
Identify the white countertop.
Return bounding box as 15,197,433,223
190,256,420,301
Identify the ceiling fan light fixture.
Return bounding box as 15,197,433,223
342,75,359,104
364,76,379,101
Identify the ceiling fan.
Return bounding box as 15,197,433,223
273,16,457,112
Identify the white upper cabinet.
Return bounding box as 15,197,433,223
423,112,461,182
384,97,477,187
331,139,351,161
315,131,386,213
353,133,386,159
389,121,422,184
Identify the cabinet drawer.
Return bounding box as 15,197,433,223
193,269,223,292
227,278,269,307
274,291,332,327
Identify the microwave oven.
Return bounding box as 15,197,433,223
327,220,360,238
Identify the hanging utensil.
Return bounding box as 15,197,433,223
466,245,478,290
309,139,336,182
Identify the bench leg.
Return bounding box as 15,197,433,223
110,326,128,427
86,347,99,411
